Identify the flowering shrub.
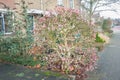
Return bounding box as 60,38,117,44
33,6,98,80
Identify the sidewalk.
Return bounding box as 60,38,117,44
87,34,120,80
0,63,69,80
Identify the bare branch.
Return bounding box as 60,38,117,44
95,9,117,12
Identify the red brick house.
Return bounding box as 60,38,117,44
0,0,81,35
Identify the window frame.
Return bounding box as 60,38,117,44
0,13,5,33
69,0,75,9
0,9,13,34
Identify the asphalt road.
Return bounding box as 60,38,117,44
87,33,120,80
0,63,69,80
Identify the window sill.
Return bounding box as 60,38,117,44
57,5,64,7
4,32,13,35
4,32,15,36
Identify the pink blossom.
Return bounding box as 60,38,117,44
44,11,52,18
39,17,46,22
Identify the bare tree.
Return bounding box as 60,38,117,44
80,0,119,24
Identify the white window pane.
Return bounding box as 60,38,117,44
70,0,74,9
57,0,63,6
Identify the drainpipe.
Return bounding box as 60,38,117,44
40,0,45,15
40,0,43,10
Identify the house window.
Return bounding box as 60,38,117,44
0,12,13,34
69,0,74,9
27,15,34,35
57,0,63,6
0,17,2,32
27,15,34,31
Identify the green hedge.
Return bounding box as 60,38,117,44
0,37,32,56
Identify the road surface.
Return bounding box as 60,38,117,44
87,33,120,80
0,63,69,80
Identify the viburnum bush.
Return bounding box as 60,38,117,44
33,6,98,80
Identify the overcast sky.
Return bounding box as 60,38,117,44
99,3,120,19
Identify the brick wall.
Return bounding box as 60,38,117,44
0,0,15,9
14,0,80,11
0,0,80,10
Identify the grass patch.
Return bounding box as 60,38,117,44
42,70,66,77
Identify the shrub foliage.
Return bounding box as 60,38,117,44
33,6,98,80
0,1,99,79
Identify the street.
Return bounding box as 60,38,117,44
0,63,68,80
87,33,120,80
